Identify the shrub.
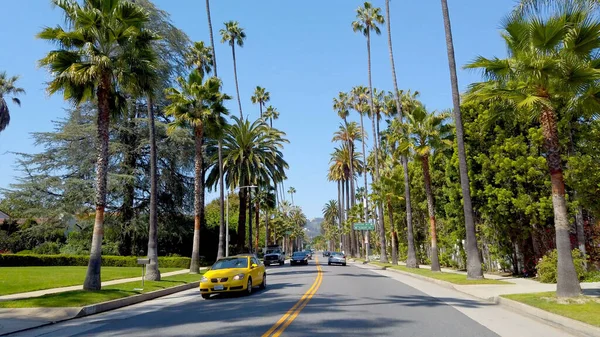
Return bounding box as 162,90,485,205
32,242,62,255
583,271,600,283
536,249,587,283
0,254,197,268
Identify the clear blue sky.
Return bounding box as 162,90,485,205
0,0,514,219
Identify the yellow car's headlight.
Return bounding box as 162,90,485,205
201,276,209,283
233,273,245,281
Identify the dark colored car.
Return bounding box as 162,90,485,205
290,251,309,265
322,251,330,257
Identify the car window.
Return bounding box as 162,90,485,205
211,257,248,270
331,252,343,256
251,257,260,265
293,252,306,257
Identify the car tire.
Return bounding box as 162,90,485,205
246,278,253,296
259,274,266,290
342,263,346,266
328,262,331,265
201,294,210,299
280,260,284,266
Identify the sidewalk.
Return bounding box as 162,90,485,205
0,268,193,302
352,259,600,337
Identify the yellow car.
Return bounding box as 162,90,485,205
199,254,266,299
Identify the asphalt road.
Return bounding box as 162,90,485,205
13,256,575,337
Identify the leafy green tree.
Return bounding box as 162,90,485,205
165,70,230,273
353,2,388,263
220,21,246,118
38,0,157,290
464,7,600,296
0,71,25,134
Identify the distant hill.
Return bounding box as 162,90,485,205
304,217,323,240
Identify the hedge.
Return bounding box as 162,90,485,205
0,254,199,268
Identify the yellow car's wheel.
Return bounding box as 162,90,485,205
259,274,266,290
246,277,253,296
201,294,210,299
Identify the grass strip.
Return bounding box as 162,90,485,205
0,266,182,296
0,272,204,308
364,261,510,285
503,292,600,327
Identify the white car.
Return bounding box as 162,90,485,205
328,252,346,266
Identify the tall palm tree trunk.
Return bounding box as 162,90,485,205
255,199,260,253
421,155,441,272
540,108,581,297
265,208,269,246
206,0,217,77
359,113,370,258
83,74,111,291
190,125,204,274
366,31,388,263
385,0,417,268
338,180,343,250
146,96,160,281
388,197,398,265
231,45,243,119
346,177,354,256
403,157,418,267
205,0,226,260
216,139,226,258
440,0,482,279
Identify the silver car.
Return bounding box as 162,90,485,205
328,252,346,266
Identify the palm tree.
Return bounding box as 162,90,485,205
206,117,289,251
186,41,213,78
439,0,484,280
288,187,296,205
220,21,246,119
353,2,387,263
333,122,364,257
251,86,270,118
464,8,600,297
263,105,280,128
0,72,24,134
400,105,453,272
165,70,230,273
38,0,156,290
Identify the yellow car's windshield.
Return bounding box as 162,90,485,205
211,257,248,270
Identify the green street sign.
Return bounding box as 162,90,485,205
285,231,292,235
353,222,375,230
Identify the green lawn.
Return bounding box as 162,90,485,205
0,273,204,308
367,261,511,285
0,266,182,296
503,292,600,327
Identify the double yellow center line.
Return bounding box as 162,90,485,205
262,257,323,337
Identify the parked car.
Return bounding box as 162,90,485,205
322,251,330,257
290,251,309,265
328,252,346,266
199,254,266,299
263,245,285,266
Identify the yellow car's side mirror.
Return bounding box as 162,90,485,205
251,263,258,269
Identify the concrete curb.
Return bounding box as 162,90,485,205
76,282,199,317
352,261,600,337
0,282,199,336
